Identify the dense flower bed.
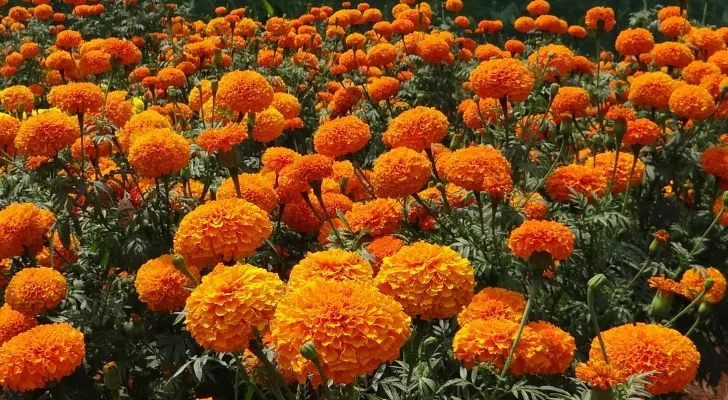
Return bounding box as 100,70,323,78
0,0,727,399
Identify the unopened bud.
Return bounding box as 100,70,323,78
210,79,219,94
166,86,177,98
722,191,728,207
699,302,712,316
588,274,608,290
103,362,122,391
172,254,198,287
300,341,319,361
650,291,673,319
612,119,627,144
549,83,560,99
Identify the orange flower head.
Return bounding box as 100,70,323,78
345,198,402,236
313,115,371,157
0,113,21,154
0,304,36,345
217,70,274,114
514,17,535,33
367,76,401,102
648,275,685,297
187,80,213,112
681,61,721,85
135,254,199,312
551,86,591,119
5,267,66,316
526,0,549,15
527,44,575,81
469,58,534,102
585,7,615,31
371,147,431,198
383,107,448,151
686,27,726,55
508,220,575,262
589,151,645,194
0,203,55,259
197,123,248,153
651,42,694,69
252,107,285,142
364,235,405,273
416,34,453,64
510,191,548,220
624,118,660,147
526,321,576,374
702,145,728,179
185,263,285,352
271,279,411,384
117,109,172,151
628,71,676,109
668,84,716,120
568,25,587,39
444,146,513,199
615,28,654,56
575,360,623,390
216,173,279,214
128,128,190,178
659,16,691,38
55,29,82,49
457,287,526,326
375,241,474,319
288,248,373,289
47,82,105,115
271,92,301,119
0,323,84,392
679,267,726,304
261,147,300,174
1,85,34,113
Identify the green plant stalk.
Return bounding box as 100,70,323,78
501,277,542,377
626,252,653,288
620,150,639,213
673,204,725,277
685,314,701,337
311,357,333,400
666,282,710,327
248,339,294,400
587,282,609,363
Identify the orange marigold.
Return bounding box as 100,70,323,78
383,107,448,151
371,147,431,198
0,323,84,392
216,173,279,213
252,107,285,142
508,220,575,261
271,279,411,384
668,84,716,120
135,254,199,312
271,92,301,119
156,67,186,88
469,58,534,102
628,71,676,109
527,44,575,81
128,128,190,178
615,28,655,56
1,85,34,113
443,146,513,199
15,110,79,157
117,109,172,151
651,42,694,69
701,145,728,179
589,151,645,194
510,191,548,220
659,16,691,38
288,248,373,289
682,61,721,85
575,360,623,390
457,287,526,326
47,82,105,115
313,115,371,158
0,203,55,259
5,267,66,316
584,7,615,31
0,113,21,154
375,241,474,319
679,267,726,304
367,76,401,102
551,86,591,118
185,263,284,352
345,198,402,236
686,27,726,55
197,123,248,153
624,118,661,147
174,199,272,268
708,50,728,74
261,147,300,174
526,321,575,374
216,70,274,114
364,235,405,274
0,304,36,345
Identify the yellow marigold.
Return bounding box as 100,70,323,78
510,191,548,220
575,360,623,390
252,107,285,142
659,16,691,38
588,323,699,395
185,263,284,352
443,146,513,199
371,147,431,198
216,70,274,114
0,112,21,154
682,60,721,85
457,287,526,326
117,109,172,151
47,82,105,115
589,151,645,195
375,241,474,319
546,163,606,202
271,92,301,119
0,323,84,392
508,220,574,262
5,267,66,316
0,304,36,345
585,7,615,31
197,123,248,153
615,28,655,56
453,318,547,375
261,147,300,173
469,58,535,102
156,67,186,88
271,279,411,384
624,118,661,147
364,235,405,274
216,173,279,213
701,145,728,179
526,321,575,374
314,115,371,157
0,203,55,259
527,44,575,81
551,86,591,118
288,248,373,289
1,85,34,114
668,84,716,120
383,107,448,151
174,198,272,268
135,255,199,312
679,267,726,304
128,128,189,178
345,198,402,236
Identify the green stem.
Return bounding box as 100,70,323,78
501,277,541,377
626,252,653,288
248,339,294,400
666,281,711,327
620,150,639,213
685,314,701,337
587,279,609,363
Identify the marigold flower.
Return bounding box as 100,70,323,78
568,25,587,39
659,16,691,38
589,151,645,194
628,71,676,110
551,86,591,118
185,263,284,353
383,106,448,151
217,70,274,114
457,287,526,326
56,29,83,49
271,279,410,384
47,82,105,115
367,76,400,102
1,85,34,113
585,7,615,31
575,360,623,390
588,323,699,395
708,50,728,74
261,147,300,173
526,321,575,374
527,44,575,81
0,113,21,154
251,107,285,142
651,42,694,69
135,254,198,312
615,28,655,56
156,67,186,88
510,191,548,220
445,0,464,12
5,267,66,316
271,92,301,119
117,109,172,151
345,198,402,236
679,267,726,304
313,115,370,158
514,16,535,33
508,220,575,262
701,145,728,179
668,84,716,120
526,0,549,15
648,275,686,298
364,235,405,274
444,146,513,199
469,58,534,102
0,323,85,392
288,248,373,289
371,147,431,198
416,34,453,64
682,61,721,85
0,304,36,345
174,199,272,268
375,241,474,319
197,123,247,153
686,27,725,55
79,49,112,76
0,203,55,259
128,128,189,178
624,118,660,147
216,173,279,213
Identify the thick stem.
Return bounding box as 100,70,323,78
501,277,541,377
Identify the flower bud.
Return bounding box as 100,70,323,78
588,274,608,290
210,79,219,94
722,191,728,207
650,291,673,319
699,302,712,316
300,341,319,362
103,362,122,391
549,83,560,99
612,118,627,144
166,86,177,98
172,254,198,286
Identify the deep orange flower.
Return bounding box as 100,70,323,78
526,0,549,15
416,34,453,64
261,147,300,174
0,202,55,260
216,173,279,213
457,287,526,326
47,82,105,115
575,360,623,390
682,61,721,85
679,267,726,304
345,198,402,236
568,25,587,39
5,267,66,316
648,275,686,297
0,323,85,392
589,151,645,194
271,279,411,384
469,58,534,102
55,29,83,49
79,50,112,76
624,118,660,147
313,115,371,157
615,28,655,56
686,27,726,55
584,7,615,31
526,321,575,374
371,147,431,198
216,70,274,114
510,191,549,220
708,50,728,74
383,106,448,151
0,304,36,345
185,263,285,352
197,123,248,153
287,248,373,289
375,241,474,319
508,220,575,261
0,113,21,154
628,71,675,109
128,128,190,178
1,85,34,113
174,199,271,268
117,109,172,151
135,254,199,312
668,85,716,120
514,16,535,33
367,76,401,102
527,44,575,81
701,145,728,179
659,16,691,38
364,235,405,274
270,92,301,119
443,146,513,199
651,42,694,69
551,86,591,118
251,107,285,142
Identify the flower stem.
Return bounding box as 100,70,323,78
501,277,541,377
666,279,712,327
587,275,609,363
626,251,653,288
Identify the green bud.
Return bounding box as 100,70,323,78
699,302,712,316
650,291,673,319
549,83,560,99
588,274,608,290
210,79,219,94
99,83,109,92
449,133,464,149
722,191,728,207
214,49,224,66
300,341,319,361
648,238,660,254
172,254,198,287
612,119,627,144
422,336,438,352
704,277,715,291
166,86,177,98
103,362,122,391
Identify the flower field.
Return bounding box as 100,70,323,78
1,0,728,398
